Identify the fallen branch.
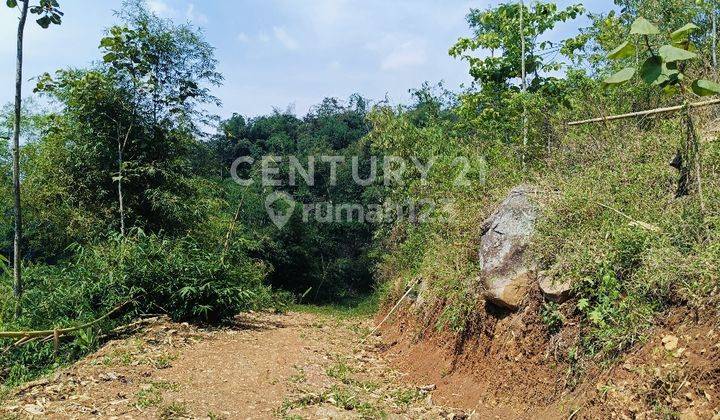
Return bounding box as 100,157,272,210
567,98,720,126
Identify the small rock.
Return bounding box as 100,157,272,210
419,384,436,393
662,335,679,351
99,372,118,381
538,273,572,302
23,404,44,416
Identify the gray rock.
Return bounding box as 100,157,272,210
538,273,572,303
479,185,538,310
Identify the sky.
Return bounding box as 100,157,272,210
0,1,613,124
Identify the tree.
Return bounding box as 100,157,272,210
96,1,222,235
34,1,222,238
450,2,584,89
6,0,63,317
449,1,584,162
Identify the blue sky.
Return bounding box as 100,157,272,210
0,1,612,122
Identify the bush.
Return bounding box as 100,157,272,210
0,231,291,386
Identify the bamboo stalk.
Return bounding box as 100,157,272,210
567,98,720,126
0,301,129,339
369,278,420,337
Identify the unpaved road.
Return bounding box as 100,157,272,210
0,311,460,419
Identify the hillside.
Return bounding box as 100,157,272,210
2,1,720,419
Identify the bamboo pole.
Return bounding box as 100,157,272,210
567,98,720,126
0,301,129,339
368,278,420,337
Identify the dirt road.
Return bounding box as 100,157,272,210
0,311,459,419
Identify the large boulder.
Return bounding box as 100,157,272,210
479,185,538,310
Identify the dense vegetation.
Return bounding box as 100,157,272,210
1,0,719,392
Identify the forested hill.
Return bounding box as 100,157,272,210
1,0,720,417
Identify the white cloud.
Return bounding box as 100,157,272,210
381,42,428,70
329,60,341,70
147,0,172,16
236,32,250,43
273,26,299,50
258,32,271,43
185,4,208,25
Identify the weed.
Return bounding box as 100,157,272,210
152,353,178,369
540,302,564,334
289,365,306,384
159,402,189,419
326,359,355,384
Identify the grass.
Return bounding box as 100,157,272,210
136,381,180,409
159,402,190,419
291,293,379,319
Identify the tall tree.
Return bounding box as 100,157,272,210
5,0,63,317
97,1,222,234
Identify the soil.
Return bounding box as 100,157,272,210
1,306,718,419
0,311,465,419
379,302,720,420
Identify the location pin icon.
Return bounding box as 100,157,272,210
265,191,296,229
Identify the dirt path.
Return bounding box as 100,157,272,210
0,311,461,419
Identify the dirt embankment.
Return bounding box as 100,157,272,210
379,302,720,419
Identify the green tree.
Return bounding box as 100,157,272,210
449,1,584,163
450,2,584,88
6,0,63,317
33,1,222,240
96,0,221,235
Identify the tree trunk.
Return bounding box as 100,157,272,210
520,0,528,168
118,144,125,236
12,0,29,318
713,3,717,70
117,125,132,236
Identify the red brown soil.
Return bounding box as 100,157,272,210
0,311,465,419
2,305,717,419
378,299,720,419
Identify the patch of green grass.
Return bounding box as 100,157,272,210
291,294,379,319
152,353,178,369
391,387,422,407
326,359,355,384
136,381,179,409
289,365,306,384
136,386,163,409
159,401,189,419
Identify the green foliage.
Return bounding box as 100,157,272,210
6,0,63,28
0,231,286,385
450,2,585,87
208,95,376,302
540,302,564,334
602,15,717,97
